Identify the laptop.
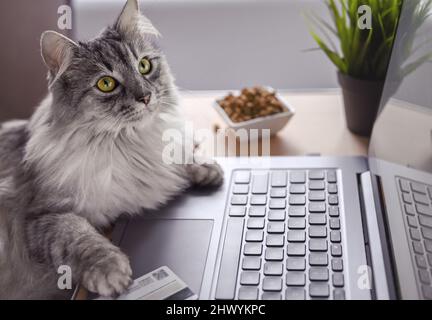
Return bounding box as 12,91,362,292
111,2,432,300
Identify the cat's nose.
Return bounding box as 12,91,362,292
138,93,152,106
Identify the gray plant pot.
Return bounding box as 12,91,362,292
338,72,385,137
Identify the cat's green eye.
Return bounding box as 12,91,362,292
139,57,152,75
96,76,117,93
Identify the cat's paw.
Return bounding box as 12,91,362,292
187,160,224,187
82,250,132,297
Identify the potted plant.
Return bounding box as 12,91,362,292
307,0,402,136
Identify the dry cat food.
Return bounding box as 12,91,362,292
217,87,285,123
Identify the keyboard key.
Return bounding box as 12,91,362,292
265,248,284,261
309,170,325,180
309,283,329,298
399,179,410,193
330,230,342,243
309,214,326,225
422,285,432,299
269,199,286,209
267,222,285,234
309,239,328,252
333,288,346,300
328,184,338,194
285,287,306,300
309,181,325,190
289,206,306,217
287,244,306,256
234,171,250,184
288,218,306,230
309,267,329,281
331,244,343,257
413,193,430,206
251,172,268,194
245,230,264,242
402,193,412,204
247,218,265,229
425,240,432,253
422,228,432,240
263,277,283,292
242,257,261,270
309,253,328,266
333,273,344,287
286,257,306,271
309,191,325,201
231,195,248,205
240,272,260,285
268,210,286,221
413,241,424,255
262,292,282,300
328,195,339,205
286,272,306,286
330,218,341,230
215,219,244,300
290,171,306,184
238,287,258,300
415,255,427,269
327,171,337,183
427,253,432,266
270,188,287,198
406,216,418,228
309,226,327,238
271,171,287,187
290,184,306,194
329,206,340,217
249,206,266,217
289,195,306,205
332,258,343,271
250,195,267,205
287,231,306,243
264,262,283,276
404,204,416,216
232,184,249,194
410,228,421,241
309,202,326,213
429,187,432,199
418,269,431,285
416,204,432,216
229,206,246,217
411,182,426,195
244,243,263,256
266,235,285,247
419,215,432,228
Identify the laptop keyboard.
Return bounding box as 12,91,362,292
215,169,345,300
398,178,432,299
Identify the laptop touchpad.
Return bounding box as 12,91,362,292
117,219,213,296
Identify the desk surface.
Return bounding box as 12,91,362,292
181,89,369,157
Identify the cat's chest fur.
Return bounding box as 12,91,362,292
25,110,191,227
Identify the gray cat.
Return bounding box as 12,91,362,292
0,0,223,299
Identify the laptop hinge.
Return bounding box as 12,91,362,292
359,172,391,300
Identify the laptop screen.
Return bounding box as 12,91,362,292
369,0,432,174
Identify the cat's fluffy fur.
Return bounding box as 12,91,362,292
0,0,223,299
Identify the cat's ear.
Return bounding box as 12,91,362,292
115,0,160,37
40,31,77,77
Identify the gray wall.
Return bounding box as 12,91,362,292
0,0,68,121
73,0,339,91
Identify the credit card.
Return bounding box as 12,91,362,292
95,266,197,300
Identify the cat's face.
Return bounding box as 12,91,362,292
41,0,177,132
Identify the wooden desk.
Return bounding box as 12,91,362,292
181,89,369,157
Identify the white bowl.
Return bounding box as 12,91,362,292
213,87,295,137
